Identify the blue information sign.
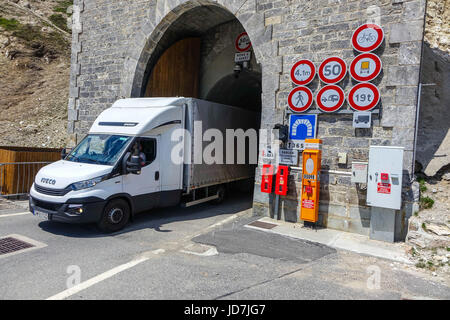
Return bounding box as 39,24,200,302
287,114,318,150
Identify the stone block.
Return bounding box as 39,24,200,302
389,22,424,44
399,42,422,65
387,66,420,86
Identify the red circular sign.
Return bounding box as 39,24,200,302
288,86,314,112
347,83,380,111
235,32,252,52
290,59,316,85
352,24,384,52
318,57,347,84
315,85,345,113
349,53,382,82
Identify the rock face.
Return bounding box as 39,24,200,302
415,43,450,177
415,0,450,177
424,0,450,56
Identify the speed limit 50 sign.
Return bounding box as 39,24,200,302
318,57,347,84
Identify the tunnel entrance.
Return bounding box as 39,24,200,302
141,5,262,115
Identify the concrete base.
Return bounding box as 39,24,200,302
370,207,396,243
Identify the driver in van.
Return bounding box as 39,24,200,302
132,142,146,167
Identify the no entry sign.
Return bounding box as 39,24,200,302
347,82,380,111
350,53,382,82
288,86,313,112
352,24,384,52
290,59,316,85
315,85,345,113
318,57,347,84
235,32,251,52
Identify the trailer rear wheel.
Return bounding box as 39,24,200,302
97,199,130,233
213,185,226,204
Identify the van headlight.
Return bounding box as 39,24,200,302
69,175,108,191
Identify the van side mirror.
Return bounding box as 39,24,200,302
61,148,67,160
126,155,141,175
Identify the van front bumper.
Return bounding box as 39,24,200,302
29,196,106,224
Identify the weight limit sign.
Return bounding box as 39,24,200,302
288,86,314,113
316,85,345,113
347,82,380,111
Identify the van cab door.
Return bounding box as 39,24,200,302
123,136,161,212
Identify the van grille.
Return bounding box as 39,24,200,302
34,184,70,196
32,198,64,212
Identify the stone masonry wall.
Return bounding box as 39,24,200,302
69,0,426,239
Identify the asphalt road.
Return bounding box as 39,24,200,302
0,193,449,300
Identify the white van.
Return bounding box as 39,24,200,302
29,98,260,232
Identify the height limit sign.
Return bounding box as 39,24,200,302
290,59,316,85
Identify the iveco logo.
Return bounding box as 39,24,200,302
41,178,56,185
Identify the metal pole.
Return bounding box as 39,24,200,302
274,194,280,220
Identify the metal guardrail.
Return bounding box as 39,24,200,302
0,162,51,197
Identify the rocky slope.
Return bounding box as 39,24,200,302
0,0,72,148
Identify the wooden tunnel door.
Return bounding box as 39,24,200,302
144,37,201,98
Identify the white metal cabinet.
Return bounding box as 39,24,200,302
366,146,404,210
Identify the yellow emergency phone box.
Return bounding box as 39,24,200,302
300,139,322,223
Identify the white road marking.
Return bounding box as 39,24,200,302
180,247,218,257
46,256,149,300
0,212,30,218
46,209,252,300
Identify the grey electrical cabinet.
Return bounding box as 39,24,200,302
366,146,404,210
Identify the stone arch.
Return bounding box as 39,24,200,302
120,0,280,108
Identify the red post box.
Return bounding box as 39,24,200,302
261,164,274,193
275,165,289,196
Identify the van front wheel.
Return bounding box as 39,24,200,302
97,199,130,233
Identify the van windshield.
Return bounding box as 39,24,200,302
66,134,132,166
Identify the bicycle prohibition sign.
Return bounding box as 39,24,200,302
351,24,384,52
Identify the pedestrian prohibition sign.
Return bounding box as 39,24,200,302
347,82,380,111
352,24,384,53
316,85,345,113
350,53,382,82
290,59,316,85
288,86,313,113
318,57,347,84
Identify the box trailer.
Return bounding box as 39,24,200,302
29,98,260,232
